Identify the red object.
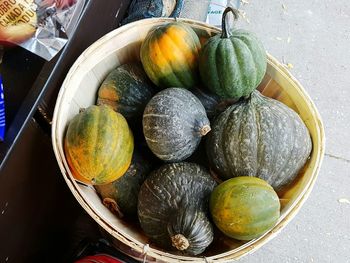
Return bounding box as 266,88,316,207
74,254,123,263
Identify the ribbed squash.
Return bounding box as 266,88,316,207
138,162,217,255
210,176,280,240
206,90,312,191
97,62,156,120
143,88,210,162
199,7,267,99
64,105,134,185
140,22,201,89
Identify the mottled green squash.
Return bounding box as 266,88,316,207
94,146,153,217
97,62,156,119
140,22,201,89
143,88,211,162
210,176,280,240
64,105,134,185
138,163,217,256
199,7,267,99
206,90,312,191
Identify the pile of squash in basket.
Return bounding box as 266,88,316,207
64,8,312,256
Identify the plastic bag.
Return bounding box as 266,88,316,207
0,0,85,60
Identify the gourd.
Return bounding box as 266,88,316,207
206,90,312,191
143,88,210,162
97,62,156,120
199,7,267,99
138,162,217,255
140,22,201,89
64,105,134,185
95,146,153,217
190,87,235,119
210,176,280,240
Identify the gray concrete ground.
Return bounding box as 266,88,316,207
233,1,350,262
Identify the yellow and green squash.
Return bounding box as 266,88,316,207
140,22,201,89
64,105,134,185
210,176,280,240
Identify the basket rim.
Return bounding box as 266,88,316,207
51,17,325,262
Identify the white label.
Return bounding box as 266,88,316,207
206,0,227,26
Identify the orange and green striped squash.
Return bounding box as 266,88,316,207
210,176,280,241
140,22,201,89
64,105,134,185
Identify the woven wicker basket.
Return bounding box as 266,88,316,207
51,18,325,262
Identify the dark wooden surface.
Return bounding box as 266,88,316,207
0,119,97,262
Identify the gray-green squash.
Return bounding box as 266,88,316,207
138,162,217,255
143,88,211,162
206,90,312,191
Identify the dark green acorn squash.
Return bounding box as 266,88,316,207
143,88,211,162
94,146,153,218
199,7,267,99
206,90,312,191
97,62,156,120
138,162,217,255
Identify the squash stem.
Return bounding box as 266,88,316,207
200,125,211,136
102,198,124,218
171,234,190,251
221,7,239,39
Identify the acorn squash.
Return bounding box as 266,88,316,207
97,62,156,120
210,176,280,240
199,7,267,99
64,105,134,185
140,22,201,89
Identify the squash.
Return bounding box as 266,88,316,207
143,88,211,162
138,162,217,255
97,62,156,120
206,90,312,191
140,22,201,89
190,87,221,119
210,176,280,241
94,146,153,217
64,105,134,185
192,27,213,46
199,7,267,99
190,87,236,119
